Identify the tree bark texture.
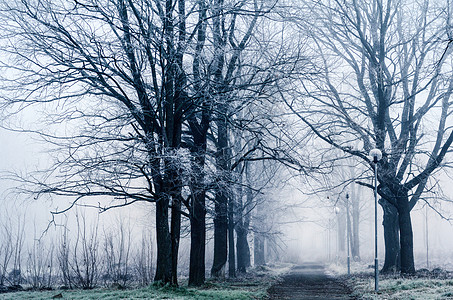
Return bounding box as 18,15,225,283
187,114,209,286
228,195,236,278
188,134,207,286
188,191,206,286
154,195,172,283
211,192,228,277
212,102,230,277
170,195,181,285
236,226,250,273
235,165,251,273
379,198,400,273
397,192,415,274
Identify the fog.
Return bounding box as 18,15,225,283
4,122,453,271
1,0,453,295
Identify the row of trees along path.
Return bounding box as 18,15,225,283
0,0,452,288
0,0,305,287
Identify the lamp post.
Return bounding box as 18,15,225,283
369,148,382,293
346,193,350,275
425,205,429,269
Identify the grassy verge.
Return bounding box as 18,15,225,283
0,285,261,300
345,273,453,300
329,262,453,299
0,263,290,300
0,281,267,300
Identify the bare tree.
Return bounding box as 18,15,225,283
27,237,55,289
62,212,100,289
0,217,14,286
0,0,200,285
103,220,132,286
204,0,314,277
57,223,72,289
9,215,25,286
0,0,316,286
285,0,453,273
0,212,26,287
324,161,367,262
133,231,154,286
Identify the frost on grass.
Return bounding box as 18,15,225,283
253,262,293,277
326,261,453,299
353,277,453,300
0,285,263,300
0,264,290,299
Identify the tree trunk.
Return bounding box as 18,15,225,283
337,211,346,254
243,165,252,269
212,104,229,278
168,140,182,286
346,199,352,262
379,198,400,273
235,181,247,274
228,194,236,278
187,119,208,286
245,241,251,268
236,225,249,273
170,195,181,285
254,233,265,266
254,198,265,266
351,188,360,261
188,190,206,286
155,195,172,283
235,167,250,273
211,192,228,278
397,192,415,274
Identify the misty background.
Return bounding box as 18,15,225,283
2,121,453,273
0,0,453,292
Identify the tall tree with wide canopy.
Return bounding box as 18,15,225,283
285,0,453,273
0,0,203,285
0,0,304,286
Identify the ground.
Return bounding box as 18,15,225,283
268,263,355,299
330,262,453,299
2,263,453,299
0,263,288,299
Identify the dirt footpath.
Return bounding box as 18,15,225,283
268,263,356,299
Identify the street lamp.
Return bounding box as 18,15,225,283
346,193,350,275
425,205,429,269
369,148,382,293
